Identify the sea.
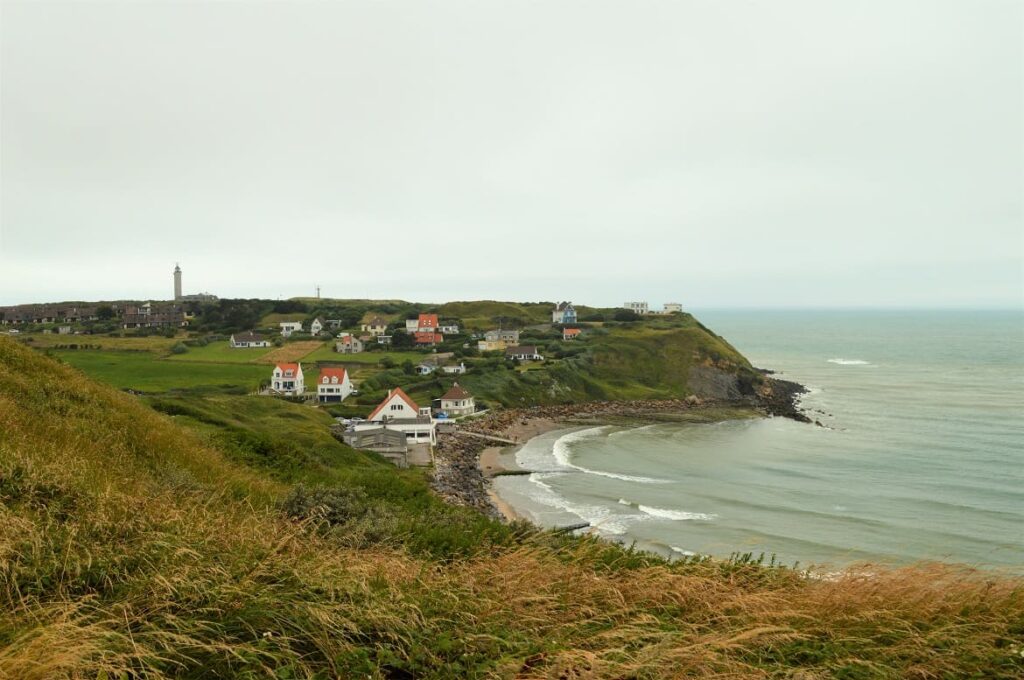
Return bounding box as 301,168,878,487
492,310,1024,570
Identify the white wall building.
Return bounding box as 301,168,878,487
270,363,304,396
354,388,436,445
316,367,353,403
279,321,303,337
623,301,649,315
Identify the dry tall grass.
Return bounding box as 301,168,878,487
1,337,1022,679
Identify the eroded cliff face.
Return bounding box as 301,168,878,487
687,362,809,422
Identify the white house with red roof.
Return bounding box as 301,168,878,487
353,387,436,444
270,363,305,396
316,366,353,403
562,328,582,341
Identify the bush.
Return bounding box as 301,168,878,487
170,342,189,354
613,309,641,322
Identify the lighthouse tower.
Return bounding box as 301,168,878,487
173,264,182,301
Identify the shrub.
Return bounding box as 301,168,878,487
170,342,189,355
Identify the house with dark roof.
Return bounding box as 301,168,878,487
361,316,388,336
505,345,544,361
230,331,270,348
439,383,475,417
551,301,577,324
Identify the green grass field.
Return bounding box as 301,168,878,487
50,349,268,392
300,344,429,365
165,341,273,363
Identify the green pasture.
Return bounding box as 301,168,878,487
50,349,268,393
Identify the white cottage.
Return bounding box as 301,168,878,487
279,321,303,337
270,363,304,396
316,366,353,403
354,388,436,444
439,383,475,417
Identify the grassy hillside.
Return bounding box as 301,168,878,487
2,337,1023,678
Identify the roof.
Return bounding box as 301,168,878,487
338,334,359,345
417,313,439,326
441,383,472,401
563,328,582,336
367,316,386,326
367,387,420,421
554,301,574,311
275,362,301,373
234,331,264,341
318,367,348,383
414,332,444,343
505,345,538,355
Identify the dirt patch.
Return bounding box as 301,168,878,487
255,341,323,364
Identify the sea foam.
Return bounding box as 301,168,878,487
827,358,870,365
638,505,717,521
552,427,668,483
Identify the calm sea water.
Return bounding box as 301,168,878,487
493,310,1024,570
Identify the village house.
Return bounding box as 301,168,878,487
230,331,270,348
477,339,507,352
441,362,467,375
562,328,582,341
122,303,187,329
361,316,388,336
270,363,304,396
354,388,436,445
415,331,444,346
58,326,73,335
663,302,683,314
438,323,460,334
623,301,649,315
376,335,393,346
505,345,544,361
316,366,353,403
485,329,520,344
279,321,303,337
439,383,475,417
551,301,577,324
310,318,325,335
335,333,364,354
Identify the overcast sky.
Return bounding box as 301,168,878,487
1,0,1021,308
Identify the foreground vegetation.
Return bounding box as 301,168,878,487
2,337,1023,678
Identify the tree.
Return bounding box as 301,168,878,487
402,360,415,375
390,330,414,349
613,309,641,322
96,305,115,320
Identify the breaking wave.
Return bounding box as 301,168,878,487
828,358,870,365
552,427,668,483
638,505,717,521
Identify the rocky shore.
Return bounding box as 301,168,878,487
429,381,810,521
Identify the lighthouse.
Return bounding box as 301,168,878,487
173,264,182,301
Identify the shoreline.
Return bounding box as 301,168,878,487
433,391,805,525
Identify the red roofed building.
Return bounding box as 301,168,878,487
417,313,439,330
414,331,444,346
562,328,582,341
317,366,353,403
270,363,305,396
357,387,436,444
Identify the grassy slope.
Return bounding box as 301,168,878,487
2,337,1023,679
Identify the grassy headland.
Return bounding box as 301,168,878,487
2,337,1023,678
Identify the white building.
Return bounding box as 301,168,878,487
354,388,436,445
485,329,520,344
310,318,324,335
361,316,388,336
279,321,303,337
623,301,649,315
551,301,577,324
438,323,460,334
231,331,270,348
441,362,467,375
505,345,544,361
335,333,364,354
439,383,475,417
663,302,683,314
270,363,304,396
316,367,353,403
